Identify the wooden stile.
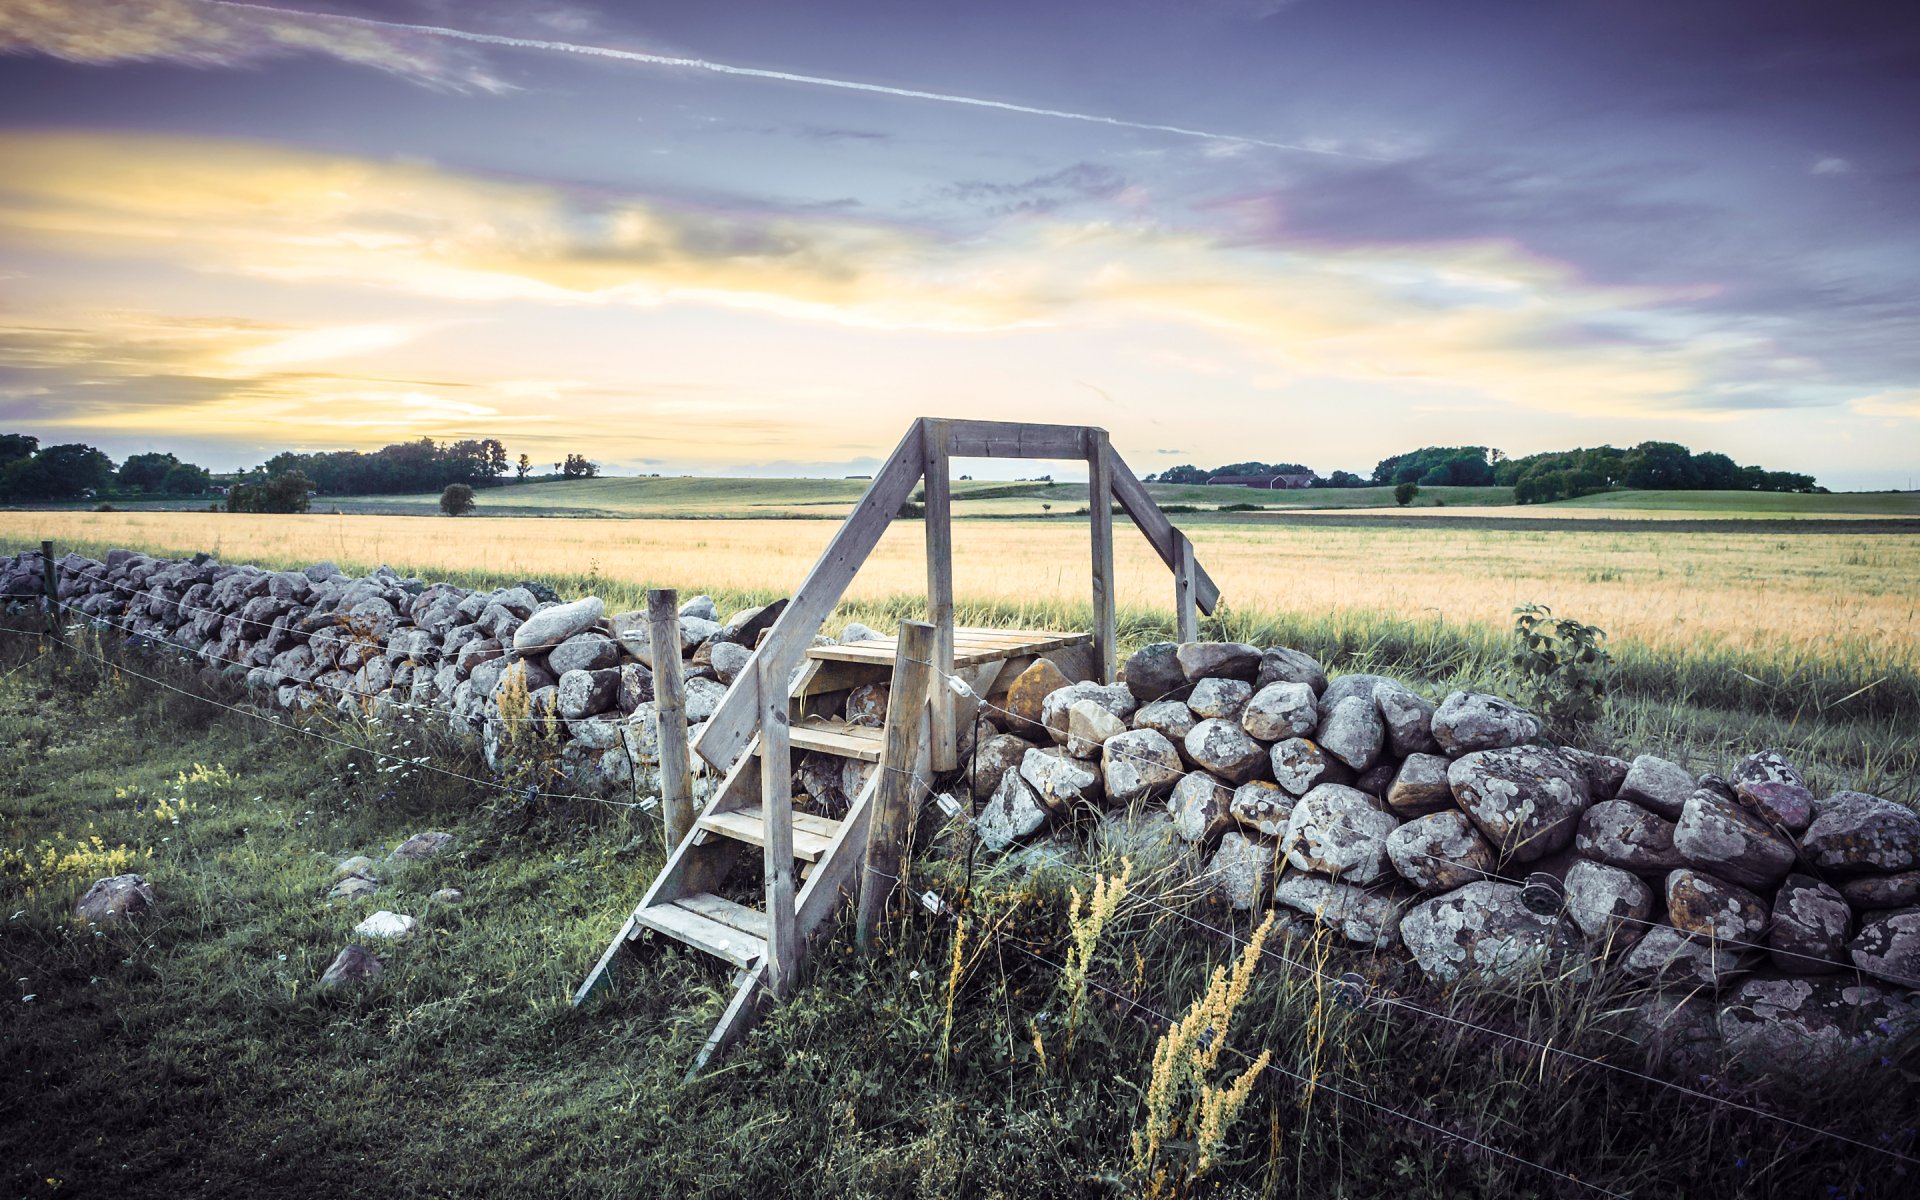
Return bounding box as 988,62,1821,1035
648,589,696,850
1086,430,1117,684
857,620,934,954
1174,530,1199,643
921,418,957,771
757,652,797,997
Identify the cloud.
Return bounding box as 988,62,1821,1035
0,0,509,91
943,164,1130,215
1811,157,1853,175
1850,390,1920,419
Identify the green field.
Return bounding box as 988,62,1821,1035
1552,488,1920,516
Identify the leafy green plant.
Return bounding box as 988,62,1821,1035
1510,602,1611,739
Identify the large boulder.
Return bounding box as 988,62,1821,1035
1184,719,1267,784
1168,771,1233,844
1400,881,1575,985
1282,783,1397,884
1240,681,1317,742
1575,800,1687,873
1849,907,1920,985
1270,874,1409,948
1269,737,1355,796
1229,781,1293,837
556,667,621,720
511,596,605,652
1448,744,1590,864
1671,790,1796,891
1616,754,1697,819
1717,975,1920,1076
72,874,155,924
977,770,1049,851
1120,642,1191,703
1176,641,1260,683
1430,691,1541,756
1383,753,1453,817
1317,696,1385,773
1801,791,1920,876
1665,868,1768,943
1386,810,1495,892
1563,859,1653,947
1255,646,1327,695
1019,747,1104,812
546,631,621,675
1102,729,1185,805
1768,874,1851,975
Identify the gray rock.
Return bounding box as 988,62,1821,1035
1559,748,1630,800
1042,681,1137,747
511,596,605,652
71,874,155,924
617,663,654,710
1019,747,1104,812
1120,642,1191,703
1769,874,1850,975
1563,859,1653,946
1373,682,1438,758
678,594,719,622
1717,975,1920,1075
1317,695,1385,772
1430,691,1541,757
1255,645,1328,695
1066,699,1127,759
1229,781,1293,837
1666,868,1768,943
1384,753,1454,817
1282,783,1397,884
455,637,504,674
1733,779,1814,833
1801,791,1920,875
1270,873,1409,948
838,622,886,644
1849,907,1920,985
1269,737,1354,797
1838,870,1920,910
682,677,729,723
353,910,417,940
556,667,621,720
389,831,454,861
1240,681,1317,742
973,733,1036,803
1672,790,1796,890
1132,699,1197,744
1168,771,1234,844
333,855,377,880
1618,754,1697,819
1102,729,1185,805
1576,800,1687,873
430,887,465,904
548,631,620,675
1187,677,1252,721
1176,641,1260,683
1448,744,1590,864
327,875,378,902
1400,881,1575,985
319,945,383,989
1351,762,1396,799
1387,810,1494,892
1204,832,1274,911
708,640,752,685
977,769,1048,851
1622,925,1751,989
1732,748,1807,792
1184,718,1267,784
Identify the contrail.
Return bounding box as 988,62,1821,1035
210,1,1366,159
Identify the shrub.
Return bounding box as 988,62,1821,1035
1393,482,1419,506
1510,602,1611,739
440,483,476,517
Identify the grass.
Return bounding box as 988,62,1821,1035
2,625,1916,1198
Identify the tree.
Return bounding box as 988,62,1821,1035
439,483,476,516
562,453,599,479
1394,482,1419,506
118,451,179,493
0,442,116,500
161,463,212,495
227,471,313,514
1374,447,1494,487
516,453,532,482
0,434,37,467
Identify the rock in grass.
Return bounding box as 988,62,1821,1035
1430,691,1541,756
333,855,376,880
1204,832,1274,911
1617,754,1697,819
1448,745,1590,864
319,945,383,990
1386,810,1495,892
1665,868,1768,943
1282,784,1398,884
511,596,605,652
430,887,465,905
1168,771,1233,844
1121,642,1191,703
1255,646,1328,695
1801,791,1920,876
1229,781,1293,837
1563,859,1653,947
977,769,1049,851
1270,874,1409,948
327,875,378,902
1849,907,1920,985
1622,925,1750,990
353,910,418,940
1576,800,1687,873
71,874,155,924
1400,881,1575,985
1717,975,1920,1075
1102,729,1184,805
1673,791,1796,890
1240,681,1317,742
389,831,454,862
1184,719,1267,784
1768,875,1850,975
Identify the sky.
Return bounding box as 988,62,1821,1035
0,0,1916,487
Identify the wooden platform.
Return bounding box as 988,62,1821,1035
807,626,1089,669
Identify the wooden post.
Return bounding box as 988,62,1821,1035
1086,431,1117,683
921,418,956,771
1173,530,1198,644
648,589,695,851
757,651,797,998
40,539,56,637
857,619,935,954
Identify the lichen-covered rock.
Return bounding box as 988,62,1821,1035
1617,754,1697,819
1559,747,1630,801
708,640,752,686
1020,746,1104,812
1849,907,1920,985
1448,744,1590,864
1240,681,1317,742
846,683,890,729
72,874,155,924
1838,870,1920,910
548,631,620,676
1184,718,1267,784
1318,695,1386,773
1673,791,1797,890
1282,783,1398,884
1255,645,1328,695
977,769,1049,851
389,831,454,861
1042,681,1137,747
1563,859,1653,947
1269,737,1354,797
1120,642,1191,703
1102,728,1185,805
1621,924,1751,989
1801,791,1920,876
1229,780,1293,837
972,733,1035,802
1384,753,1453,817
511,596,604,652
682,677,728,723
1066,699,1127,759
1386,810,1494,892
1270,874,1409,948
556,667,621,720
1176,641,1260,683
353,910,417,940
1734,779,1814,833
1430,691,1541,757
318,945,383,990
1400,881,1575,985
1003,658,1071,738
1168,771,1233,844
1351,762,1396,799
1204,832,1274,910
1132,698,1197,745
1769,874,1850,975
1187,677,1252,721
1717,975,1920,1075
1666,868,1769,943
1731,748,1807,792
1374,681,1439,758
1576,799,1687,873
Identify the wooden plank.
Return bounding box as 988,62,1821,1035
649,588,696,852
1107,451,1221,614
676,891,772,941
686,962,768,1081
806,629,1091,668
1087,430,1117,684
694,422,925,771
923,418,957,772
858,620,935,954
757,653,797,999
944,419,1090,460
1174,529,1198,643
698,810,836,862
794,658,888,698
630,901,767,969
788,718,885,762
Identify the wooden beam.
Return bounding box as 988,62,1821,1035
757,652,797,999
648,588,695,852
1174,530,1199,643
943,419,1090,460
921,418,957,772
857,620,935,954
1106,451,1220,614
694,422,926,771
1087,431,1117,684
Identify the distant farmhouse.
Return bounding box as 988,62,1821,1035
1206,472,1316,490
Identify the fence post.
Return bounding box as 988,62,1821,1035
858,619,935,954
40,539,57,637
921,418,956,772
1173,530,1198,643
1086,431,1116,683
648,589,695,851
757,651,796,998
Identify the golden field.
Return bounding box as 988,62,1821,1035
3,509,1915,670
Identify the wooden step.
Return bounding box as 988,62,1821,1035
787,717,885,762
696,809,841,861
674,892,772,941
807,626,1090,669
631,899,768,969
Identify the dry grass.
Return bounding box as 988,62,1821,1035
5,510,1916,670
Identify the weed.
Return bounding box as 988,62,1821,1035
1511,602,1612,741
